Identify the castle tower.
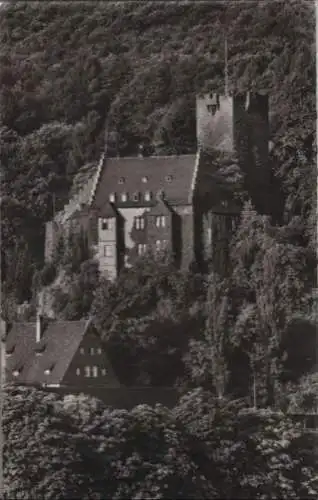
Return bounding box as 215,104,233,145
98,204,118,281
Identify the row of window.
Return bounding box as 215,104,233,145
109,192,152,203
137,240,168,255
101,215,166,232
102,240,169,258
103,239,169,258
76,366,107,377
79,347,102,355
135,215,166,229
117,175,172,185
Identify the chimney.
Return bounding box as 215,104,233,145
36,312,45,343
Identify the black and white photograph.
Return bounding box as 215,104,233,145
0,0,317,498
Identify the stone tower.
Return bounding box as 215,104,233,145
196,89,270,276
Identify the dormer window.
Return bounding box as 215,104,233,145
44,363,54,376
133,192,140,202
142,176,148,183
109,193,116,203
6,345,15,355
165,175,172,183
35,343,46,355
144,191,151,202
118,177,125,184
101,218,113,231
121,193,128,202
76,368,81,376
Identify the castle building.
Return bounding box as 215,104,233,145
45,90,270,280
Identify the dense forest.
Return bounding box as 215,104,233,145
1,1,317,497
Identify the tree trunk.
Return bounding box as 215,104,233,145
253,372,257,409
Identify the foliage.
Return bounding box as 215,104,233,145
52,259,100,320
284,372,318,414
183,272,231,397
174,388,318,499
3,385,107,499
91,257,204,386
229,202,315,407
0,0,315,304
4,385,217,499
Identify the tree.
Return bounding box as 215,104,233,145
4,385,217,499
174,388,318,499
184,272,230,398
3,385,108,499
230,202,313,407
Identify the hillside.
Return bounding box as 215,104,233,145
0,0,316,306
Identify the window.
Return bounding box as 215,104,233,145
121,193,128,202
142,176,148,183
118,177,125,184
92,366,98,378
76,368,81,376
144,191,151,202
97,347,102,355
135,217,145,230
133,192,140,202
109,193,116,203
104,245,113,257
80,347,84,354
137,244,147,255
84,366,91,377
44,369,51,376
155,216,166,228
90,347,95,355
102,218,113,231
207,104,217,115
101,368,107,376
12,370,20,377
156,240,161,251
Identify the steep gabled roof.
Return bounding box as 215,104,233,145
99,202,119,218
146,197,174,216
92,155,196,209
4,319,101,386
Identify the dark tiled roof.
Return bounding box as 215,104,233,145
5,319,90,385
93,155,197,209
99,202,119,218
147,198,174,216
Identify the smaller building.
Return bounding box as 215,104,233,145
1,315,119,389
0,316,179,409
